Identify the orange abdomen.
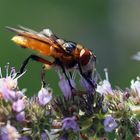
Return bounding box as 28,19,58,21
12,35,53,56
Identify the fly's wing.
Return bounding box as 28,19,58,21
6,26,65,56
18,26,58,42
17,25,66,51
18,25,38,34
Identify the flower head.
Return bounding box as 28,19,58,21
0,65,26,101
96,68,113,95
62,116,80,132
96,80,112,95
38,87,52,106
1,122,20,140
104,116,117,132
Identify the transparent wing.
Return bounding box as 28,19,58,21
6,26,61,49
18,25,38,34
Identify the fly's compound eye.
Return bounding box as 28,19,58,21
63,42,76,53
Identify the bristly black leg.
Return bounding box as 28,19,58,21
18,54,53,75
60,64,74,90
41,65,46,87
78,61,95,89
56,59,74,90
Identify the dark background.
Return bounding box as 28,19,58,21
0,0,140,96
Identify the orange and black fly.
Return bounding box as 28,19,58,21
6,26,96,88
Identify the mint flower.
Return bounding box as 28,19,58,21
41,132,47,140
16,111,25,122
58,74,76,99
104,116,117,132
1,122,20,140
12,99,26,112
0,65,25,101
96,80,112,95
38,86,52,106
62,116,80,133
96,68,113,95
80,77,96,93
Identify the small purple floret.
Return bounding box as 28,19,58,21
96,80,113,95
41,132,47,140
38,87,52,106
0,66,25,102
16,111,25,122
12,99,25,112
80,77,95,93
104,116,117,132
58,75,76,99
62,117,80,132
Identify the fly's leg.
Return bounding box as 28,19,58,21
61,65,74,90
56,59,74,90
18,54,53,74
17,55,54,87
41,65,47,87
78,61,96,89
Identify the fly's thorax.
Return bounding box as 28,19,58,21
70,43,83,58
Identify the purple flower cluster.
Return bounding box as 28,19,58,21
0,66,27,123
0,64,140,140
0,66,52,139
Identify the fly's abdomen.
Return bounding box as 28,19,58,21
12,35,52,56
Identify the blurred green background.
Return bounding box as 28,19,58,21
0,0,140,96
